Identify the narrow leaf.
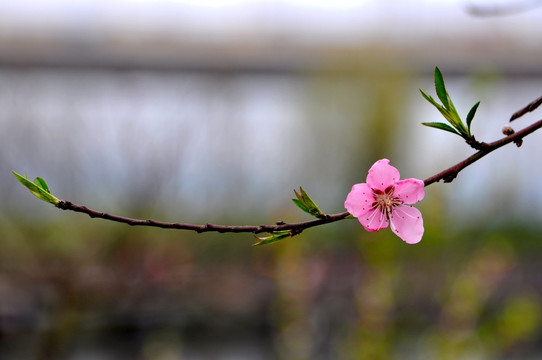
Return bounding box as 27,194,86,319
421,68,472,137
298,187,322,216
13,171,59,205
299,187,312,202
294,189,304,204
34,177,51,193
420,89,442,109
421,122,461,135
292,187,323,217
466,101,480,132
252,231,291,246
292,199,310,214
444,95,468,134
434,67,449,109
421,89,468,135
420,88,455,124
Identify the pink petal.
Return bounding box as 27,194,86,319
344,183,375,217
358,208,389,232
394,178,425,204
366,159,400,191
389,205,424,244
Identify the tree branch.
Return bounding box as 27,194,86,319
423,118,542,186
54,116,542,236
510,96,542,122
56,200,351,234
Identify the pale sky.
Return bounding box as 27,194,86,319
2,0,541,47
1,0,540,34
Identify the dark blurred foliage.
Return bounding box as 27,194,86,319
1,207,542,359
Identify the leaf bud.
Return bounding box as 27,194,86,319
502,125,515,136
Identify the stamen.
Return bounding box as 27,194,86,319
364,187,409,232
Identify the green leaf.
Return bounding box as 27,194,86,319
346,214,355,219
252,231,291,246
466,101,480,132
292,187,323,217
421,67,482,139
34,177,50,193
422,122,460,135
444,96,467,134
434,67,449,109
12,171,59,205
420,88,468,136
292,198,310,213
419,89,441,109
298,187,321,215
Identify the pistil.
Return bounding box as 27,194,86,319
372,188,403,218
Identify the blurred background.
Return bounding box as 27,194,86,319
2,0,542,359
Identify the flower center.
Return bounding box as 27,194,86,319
372,186,403,218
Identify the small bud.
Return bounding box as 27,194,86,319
502,126,515,136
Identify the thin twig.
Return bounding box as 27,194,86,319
56,200,351,234
56,118,542,235
465,0,542,17
510,96,542,122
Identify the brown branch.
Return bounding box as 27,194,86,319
55,117,542,236
424,118,542,186
510,96,542,122
56,200,350,234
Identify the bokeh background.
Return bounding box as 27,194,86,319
2,0,542,359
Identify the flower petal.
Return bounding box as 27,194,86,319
394,178,425,204
358,209,389,232
389,205,424,244
344,183,375,217
366,159,400,191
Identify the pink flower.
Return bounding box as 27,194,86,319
344,159,425,244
